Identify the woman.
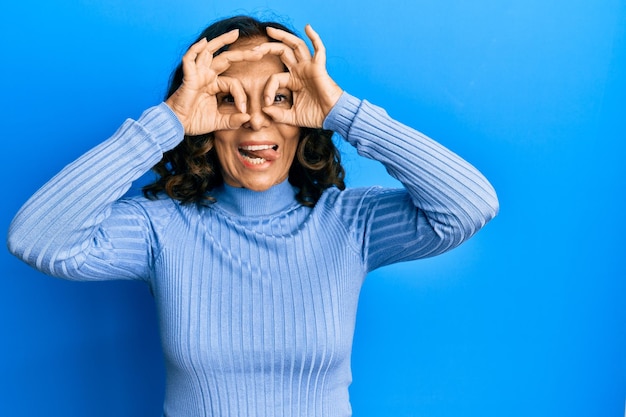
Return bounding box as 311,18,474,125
8,15,498,417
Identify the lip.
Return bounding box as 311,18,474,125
236,152,273,169
236,141,281,169
238,140,279,148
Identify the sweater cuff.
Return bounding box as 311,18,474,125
322,92,362,139
136,102,185,152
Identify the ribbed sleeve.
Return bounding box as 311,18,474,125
7,103,184,279
324,93,499,270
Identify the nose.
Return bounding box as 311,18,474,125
243,96,271,130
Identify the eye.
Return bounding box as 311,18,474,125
273,92,292,106
218,94,235,105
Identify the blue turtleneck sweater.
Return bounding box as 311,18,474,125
7,92,498,417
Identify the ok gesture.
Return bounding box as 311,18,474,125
165,29,265,135
257,25,343,128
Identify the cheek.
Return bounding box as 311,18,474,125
281,127,301,156
212,133,235,168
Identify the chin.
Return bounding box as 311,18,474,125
244,183,273,192
231,176,285,192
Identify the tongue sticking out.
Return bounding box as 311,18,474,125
239,145,280,162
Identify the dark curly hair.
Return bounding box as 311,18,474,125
143,15,345,207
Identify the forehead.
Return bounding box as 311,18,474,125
221,36,286,79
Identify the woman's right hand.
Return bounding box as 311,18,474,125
165,29,262,135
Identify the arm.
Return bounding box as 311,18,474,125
7,104,183,280
7,30,266,280
325,93,499,271
257,25,498,270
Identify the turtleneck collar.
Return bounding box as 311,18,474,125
209,179,300,217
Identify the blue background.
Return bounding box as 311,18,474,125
1,0,624,416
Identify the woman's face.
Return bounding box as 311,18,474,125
212,37,300,192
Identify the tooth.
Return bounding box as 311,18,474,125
241,154,266,164
239,144,274,151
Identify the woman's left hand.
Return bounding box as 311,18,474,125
256,25,343,128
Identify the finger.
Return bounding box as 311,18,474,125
216,76,248,114
205,29,240,55
221,112,251,130
261,105,291,125
181,38,208,80
186,36,209,56
211,48,266,74
265,26,312,61
184,29,238,68
192,29,241,70
305,24,327,65
263,72,291,106
252,42,298,69
195,42,214,69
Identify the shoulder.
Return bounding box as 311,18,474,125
117,192,176,210
317,185,409,218
112,193,185,230
320,185,406,204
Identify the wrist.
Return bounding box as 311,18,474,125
320,85,344,118
322,91,359,137
164,94,188,128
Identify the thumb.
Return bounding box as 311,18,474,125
222,113,251,130
262,106,292,125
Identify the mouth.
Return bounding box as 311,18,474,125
238,144,279,165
